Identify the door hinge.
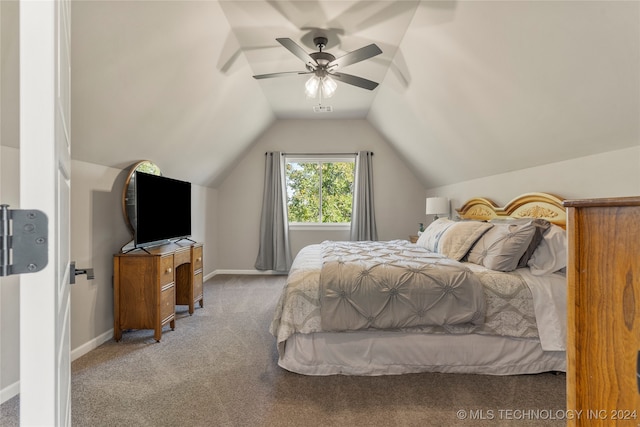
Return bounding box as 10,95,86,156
0,204,48,277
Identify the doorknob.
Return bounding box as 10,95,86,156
70,261,94,284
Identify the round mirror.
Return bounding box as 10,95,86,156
122,160,162,237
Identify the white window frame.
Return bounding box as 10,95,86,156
285,154,356,230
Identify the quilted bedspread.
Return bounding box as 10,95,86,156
319,240,485,331
270,243,541,356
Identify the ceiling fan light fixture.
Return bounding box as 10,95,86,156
305,75,320,98
305,74,337,98
254,36,382,100
321,75,337,98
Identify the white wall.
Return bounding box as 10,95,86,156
217,119,427,270
425,146,640,217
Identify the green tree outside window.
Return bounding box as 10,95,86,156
286,159,355,224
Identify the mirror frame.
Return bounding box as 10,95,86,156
121,160,162,237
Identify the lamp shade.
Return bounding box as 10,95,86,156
426,197,449,217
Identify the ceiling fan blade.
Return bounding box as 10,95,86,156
253,71,313,80
328,44,382,69
331,72,379,91
276,38,317,67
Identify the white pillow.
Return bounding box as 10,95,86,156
416,218,454,252
527,224,567,275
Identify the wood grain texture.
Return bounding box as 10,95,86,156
175,244,204,314
565,197,640,426
113,241,203,341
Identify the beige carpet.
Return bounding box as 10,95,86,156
1,274,566,426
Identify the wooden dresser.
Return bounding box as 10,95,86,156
113,241,204,342
564,197,640,426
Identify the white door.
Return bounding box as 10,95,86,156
19,0,72,425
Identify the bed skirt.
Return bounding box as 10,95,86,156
278,331,566,376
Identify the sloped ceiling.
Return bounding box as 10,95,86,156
69,1,639,188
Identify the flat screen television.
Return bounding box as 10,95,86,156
134,172,192,248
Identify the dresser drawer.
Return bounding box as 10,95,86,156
193,245,203,271
194,271,203,300
160,255,174,286
160,284,175,323
174,248,191,266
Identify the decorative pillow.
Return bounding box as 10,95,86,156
416,218,455,252
490,218,551,268
437,221,493,261
467,220,537,272
527,224,567,275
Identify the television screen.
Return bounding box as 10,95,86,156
134,172,191,248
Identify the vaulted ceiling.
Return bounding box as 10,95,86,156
69,0,639,188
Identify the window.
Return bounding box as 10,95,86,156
285,156,355,227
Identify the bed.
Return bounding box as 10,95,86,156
270,193,568,376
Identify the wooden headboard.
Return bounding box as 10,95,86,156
456,192,566,228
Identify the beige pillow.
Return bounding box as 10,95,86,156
437,221,493,261
467,221,537,271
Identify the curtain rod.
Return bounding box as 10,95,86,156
264,152,373,156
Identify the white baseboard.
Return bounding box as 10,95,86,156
210,269,287,276
0,380,19,405
70,329,113,362
0,330,114,405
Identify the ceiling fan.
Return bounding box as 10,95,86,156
253,36,383,98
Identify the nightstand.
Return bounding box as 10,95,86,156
409,235,419,243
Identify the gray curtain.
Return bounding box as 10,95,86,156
255,152,292,272
350,151,378,241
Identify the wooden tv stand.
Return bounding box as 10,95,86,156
113,241,203,342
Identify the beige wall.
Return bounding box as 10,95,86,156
216,119,427,270
425,146,640,216
0,0,20,402
69,162,136,353
0,147,20,401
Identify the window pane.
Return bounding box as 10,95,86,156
285,158,355,224
286,162,320,222
321,162,354,223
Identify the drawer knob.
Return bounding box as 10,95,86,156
197,257,202,262
166,267,172,274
